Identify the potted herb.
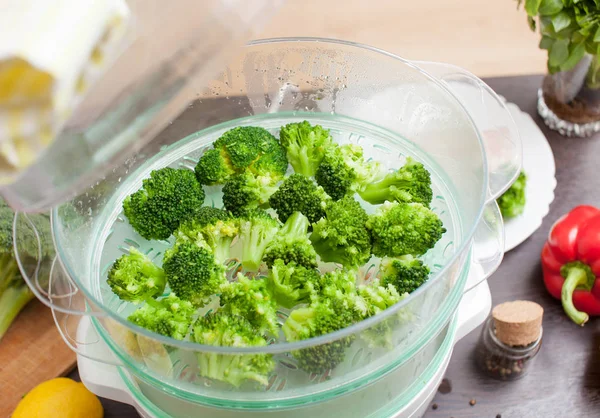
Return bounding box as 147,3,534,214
519,0,600,137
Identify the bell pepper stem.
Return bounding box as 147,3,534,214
561,267,590,326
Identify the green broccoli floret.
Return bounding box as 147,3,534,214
355,280,404,317
263,212,318,269
278,120,333,177
309,196,372,267
266,260,321,309
219,274,279,336
366,201,445,258
123,167,206,240
214,126,281,170
162,241,226,306
497,171,527,219
194,148,236,185
315,144,383,200
283,299,356,374
281,268,362,374
192,311,275,387
222,173,279,217
380,255,431,295
315,269,361,313
358,157,433,207
195,126,287,185
249,141,289,180
238,209,280,271
107,248,166,304
127,294,195,340
176,207,238,263
354,280,407,349
268,174,329,224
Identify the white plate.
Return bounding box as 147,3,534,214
499,97,557,251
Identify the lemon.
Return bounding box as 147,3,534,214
12,377,103,418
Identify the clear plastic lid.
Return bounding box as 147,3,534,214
0,0,284,212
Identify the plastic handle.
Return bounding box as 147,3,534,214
463,199,505,293
13,212,107,316
52,303,122,366
414,61,522,202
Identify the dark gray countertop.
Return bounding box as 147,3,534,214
72,75,600,418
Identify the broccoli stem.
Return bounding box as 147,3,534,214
359,177,410,205
214,238,234,264
0,256,18,295
297,150,313,177
282,307,315,341
0,282,34,340
281,212,310,238
241,230,267,271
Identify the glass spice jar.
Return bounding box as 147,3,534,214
475,317,542,381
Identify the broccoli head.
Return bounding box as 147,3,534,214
355,280,403,317
162,241,226,306
123,167,206,241
278,120,333,177
351,279,409,349
176,206,238,263
238,209,280,271
222,172,278,217
356,281,407,350
497,171,526,219
266,260,321,309
366,201,445,258
380,255,431,295
358,157,433,207
219,274,279,336
309,196,372,268
263,212,318,269
268,174,329,224
194,148,236,185
192,311,275,387
314,269,363,319
283,299,356,374
249,141,289,180
195,126,287,186
315,144,383,200
107,247,166,304
127,294,195,340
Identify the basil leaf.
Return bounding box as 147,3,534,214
585,40,597,54
539,35,554,49
552,11,571,32
560,42,586,71
549,38,570,67
539,0,563,16
525,0,542,15
594,24,600,42
528,15,537,30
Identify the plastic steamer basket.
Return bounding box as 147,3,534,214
14,38,521,418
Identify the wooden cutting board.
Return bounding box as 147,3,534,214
0,299,76,417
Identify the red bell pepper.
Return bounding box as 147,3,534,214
541,205,600,326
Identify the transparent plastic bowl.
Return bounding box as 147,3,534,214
15,38,520,411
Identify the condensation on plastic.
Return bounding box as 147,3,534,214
0,0,285,213
413,61,522,201
13,39,519,404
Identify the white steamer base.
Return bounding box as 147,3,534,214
77,274,491,418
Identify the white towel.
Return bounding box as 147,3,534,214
0,0,130,182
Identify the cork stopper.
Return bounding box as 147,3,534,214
492,300,543,347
